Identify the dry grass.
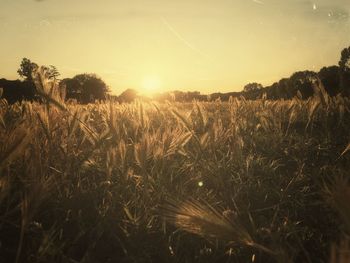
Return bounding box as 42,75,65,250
0,68,350,262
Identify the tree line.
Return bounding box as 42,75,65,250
155,46,350,101
0,58,111,104
1,46,350,103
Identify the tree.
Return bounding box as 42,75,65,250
61,73,109,103
243,82,263,93
44,65,60,80
289,70,317,98
0,79,36,103
118,89,138,103
17,58,38,82
339,46,350,72
17,58,61,82
60,78,80,100
318,66,341,96
338,46,350,95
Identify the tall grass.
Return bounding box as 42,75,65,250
0,69,350,262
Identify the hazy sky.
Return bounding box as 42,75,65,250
1,0,350,95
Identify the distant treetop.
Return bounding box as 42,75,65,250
17,58,61,82
17,58,38,82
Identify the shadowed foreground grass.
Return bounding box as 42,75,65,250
1,71,350,262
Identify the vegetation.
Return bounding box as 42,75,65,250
17,58,38,82
1,67,350,262
61,74,110,104
2,45,350,104
117,88,139,103
17,58,60,82
155,46,350,101
243,82,263,93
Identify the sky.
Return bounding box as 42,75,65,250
0,0,350,95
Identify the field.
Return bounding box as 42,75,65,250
1,80,350,262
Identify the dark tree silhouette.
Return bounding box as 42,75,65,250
264,82,280,99
338,46,350,95
17,58,38,82
0,79,35,103
61,74,109,103
318,66,341,96
44,65,60,80
60,78,80,100
339,46,350,71
258,71,317,100
243,82,263,93
288,71,317,98
17,58,60,82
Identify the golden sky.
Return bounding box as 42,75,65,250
1,0,350,95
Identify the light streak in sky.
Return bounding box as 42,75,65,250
161,17,207,58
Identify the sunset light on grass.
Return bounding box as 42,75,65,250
1,1,350,262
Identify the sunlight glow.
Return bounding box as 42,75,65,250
141,75,162,96
1,0,348,94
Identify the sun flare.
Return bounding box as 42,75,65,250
141,75,162,96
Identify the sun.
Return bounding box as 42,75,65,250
141,75,162,96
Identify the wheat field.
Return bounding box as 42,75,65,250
1,71,350,262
